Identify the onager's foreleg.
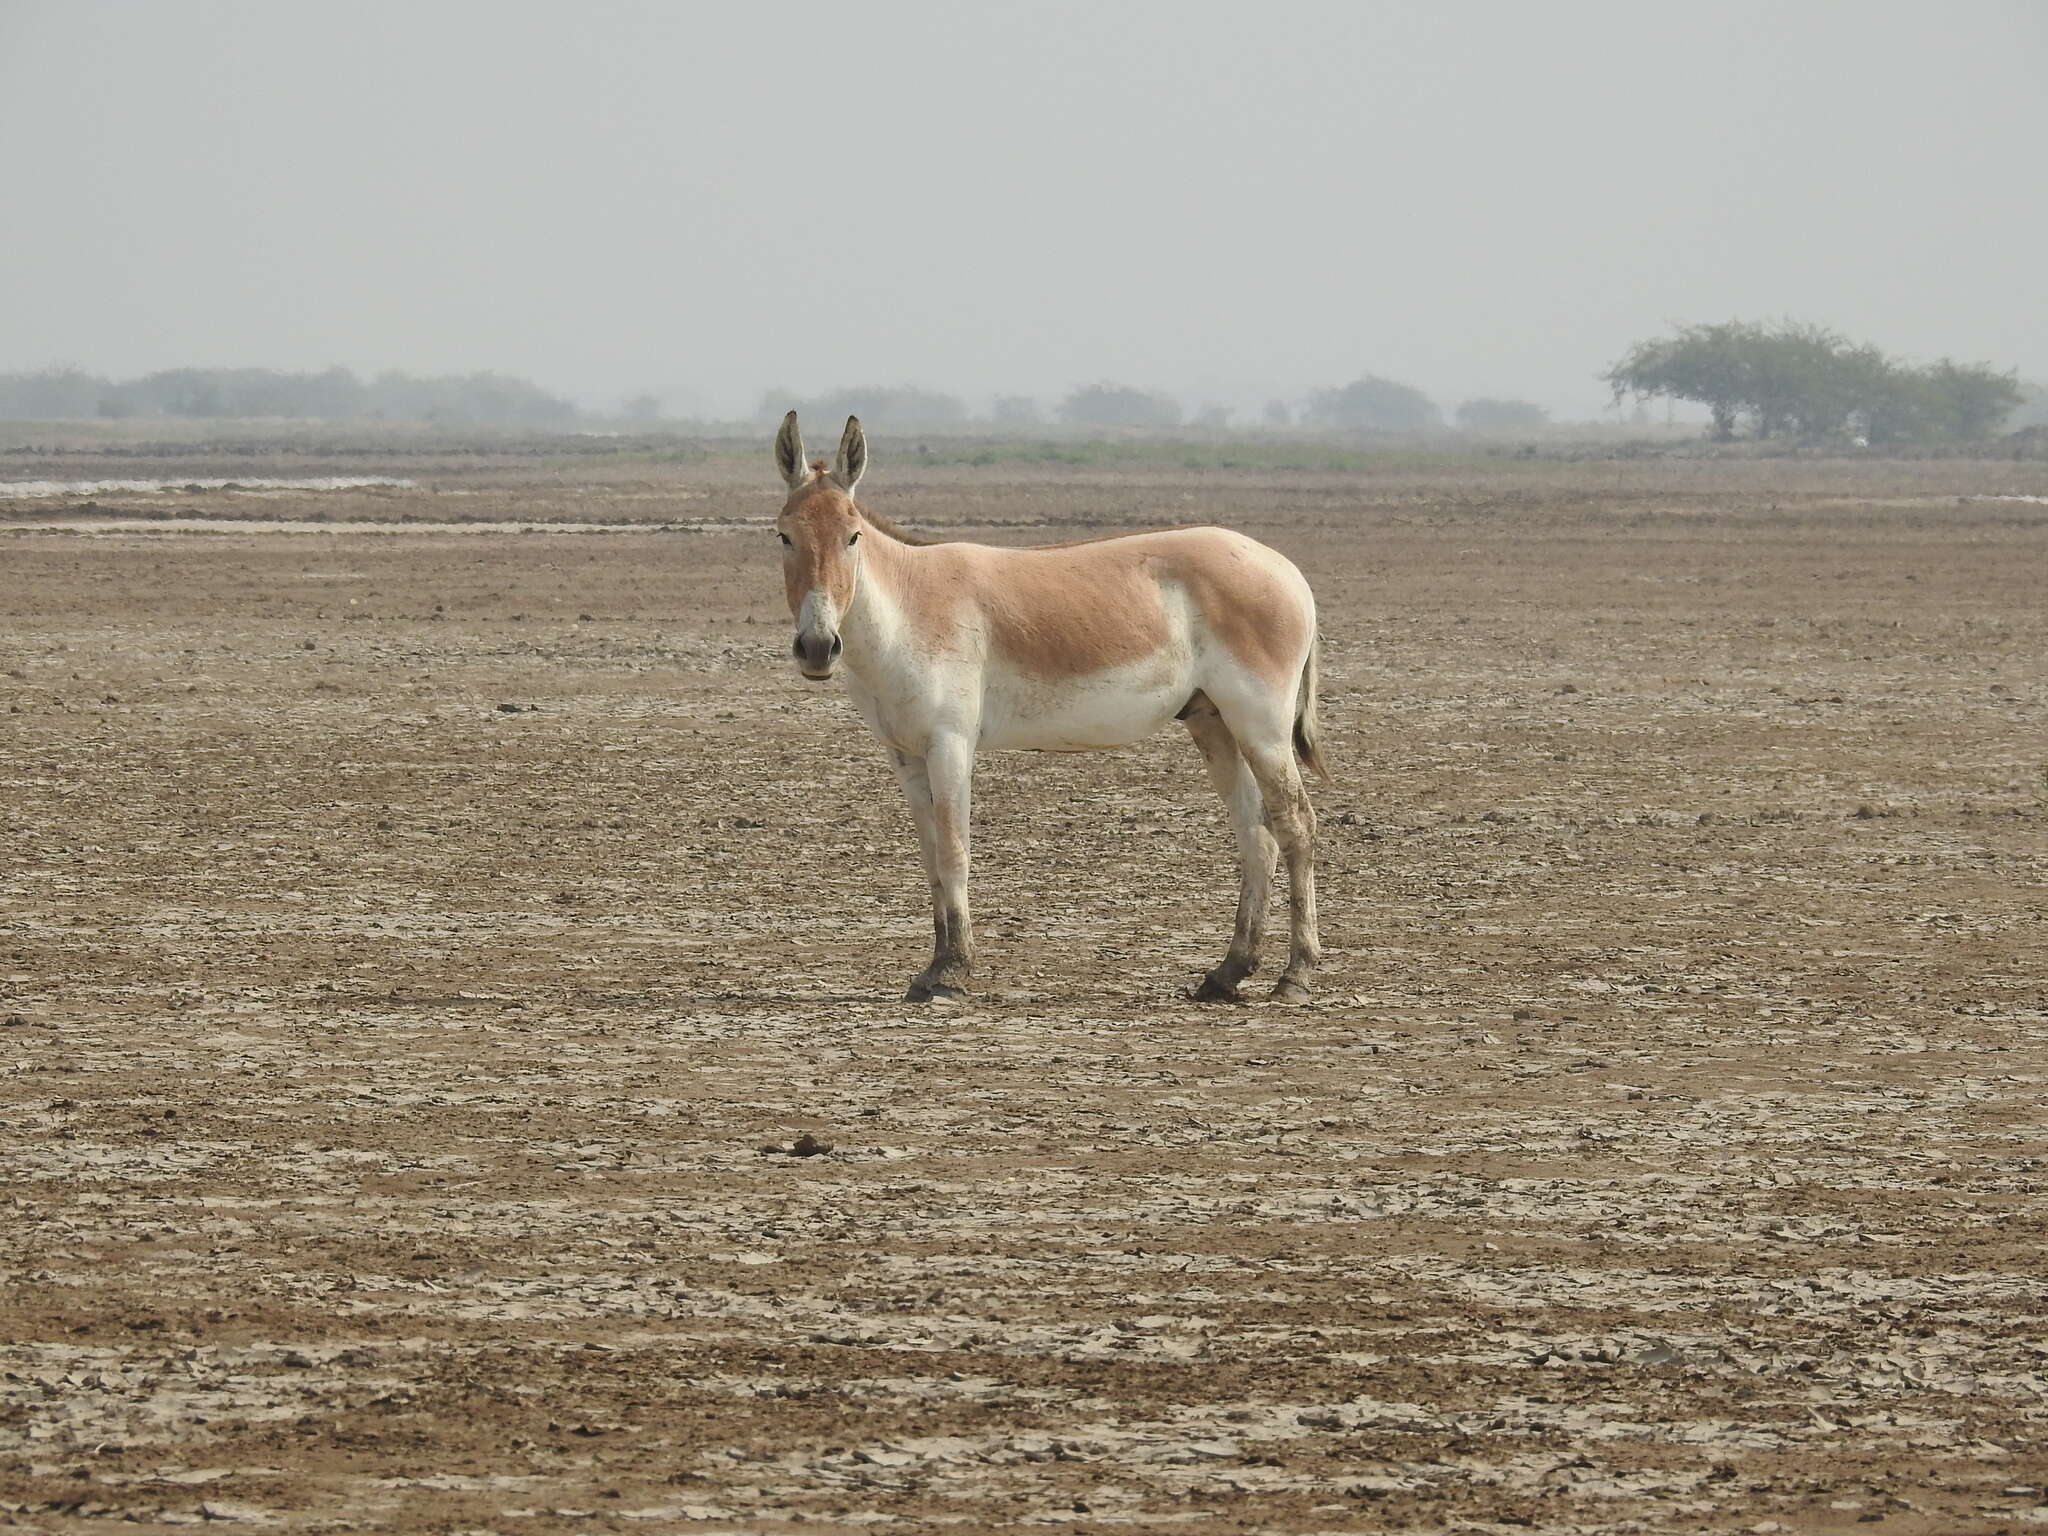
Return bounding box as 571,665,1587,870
887,741,942,921
896,735,975,1002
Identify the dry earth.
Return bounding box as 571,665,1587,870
3,441,2046,1534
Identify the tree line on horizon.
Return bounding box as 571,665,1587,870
0,365,578,426
760,381,1553,433
4,348,2037,441
0,363,1554,433
1604,321,2028,444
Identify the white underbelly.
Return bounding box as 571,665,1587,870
977,658,1192,752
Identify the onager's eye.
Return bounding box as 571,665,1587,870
847,531,861,547
778,532,792,546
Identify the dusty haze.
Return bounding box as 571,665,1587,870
2,0,2043,419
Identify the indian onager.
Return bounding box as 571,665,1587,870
773,412,1327,1004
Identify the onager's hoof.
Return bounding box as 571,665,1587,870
1270,976,1313,1006
904,979,967,1004
1190,972,1247,1004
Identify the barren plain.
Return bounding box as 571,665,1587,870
2,438,2045,1534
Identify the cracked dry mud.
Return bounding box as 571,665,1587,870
3,448,2046,1534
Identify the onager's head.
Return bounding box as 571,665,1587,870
773,412,869,681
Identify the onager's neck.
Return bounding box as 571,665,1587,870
839,516,918,680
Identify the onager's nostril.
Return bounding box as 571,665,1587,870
829,634,843,658
792,635,805,660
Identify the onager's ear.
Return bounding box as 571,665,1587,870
831,416,868,494
773,411,808,490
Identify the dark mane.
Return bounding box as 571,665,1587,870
856,503,944,547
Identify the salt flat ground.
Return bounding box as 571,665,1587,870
2,443,2045,1533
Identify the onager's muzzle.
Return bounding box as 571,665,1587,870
793,624,842,680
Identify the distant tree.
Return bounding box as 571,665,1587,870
1604,322,1760,440
1191,403,1233,430
1920,359,2025,441
368,370,575,426
1853,360,1937,446
1303,375,1439,432
990,394,1041,427
1739,323,1898,439
620,392,663,421
1780,335,1888,439
0,365,108,418
1057,382,1181,429
1854,359,2024,445
308,367,370,417
1262,398,1293,428
1454,397,1549,431
121,367,224,416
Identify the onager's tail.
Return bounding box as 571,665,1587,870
1293,634,1332,782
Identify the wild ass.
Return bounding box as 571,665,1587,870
773,412,1327,1004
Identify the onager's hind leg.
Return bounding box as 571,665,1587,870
892,735,975,1003
1184,699,1278,1002
1234,731,1321,1005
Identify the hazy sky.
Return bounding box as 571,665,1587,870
3,0,2043,419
